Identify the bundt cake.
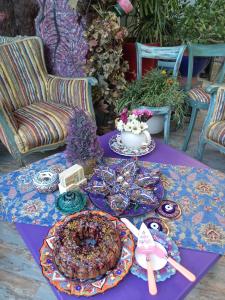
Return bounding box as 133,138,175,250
53,211,122,280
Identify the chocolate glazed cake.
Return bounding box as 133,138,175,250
53,212,122,280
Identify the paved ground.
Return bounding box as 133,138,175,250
0,111,224,300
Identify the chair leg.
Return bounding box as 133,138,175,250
196,139,206,161
164,111,171,144
11,150,25,167
182,106,199,151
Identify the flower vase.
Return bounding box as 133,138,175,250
121,130,151,150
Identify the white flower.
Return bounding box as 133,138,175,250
116,120,124,131
131,123,142,135
128,114,137,122
131,119,140,127
140,122,148,131
124,122,132,132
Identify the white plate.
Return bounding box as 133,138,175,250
109,134,156,157
135,241,167,271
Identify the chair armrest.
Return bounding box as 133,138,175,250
88,77,98,86
46,75,97,116
205,83,225,94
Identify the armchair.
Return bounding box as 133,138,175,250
182,43,225,151
197,85,225,160
0,36,96,166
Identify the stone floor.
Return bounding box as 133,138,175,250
0,111,224,300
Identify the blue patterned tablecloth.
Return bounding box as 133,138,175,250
0,152,224,255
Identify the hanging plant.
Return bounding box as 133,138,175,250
67,1,131,131
84,8,129,126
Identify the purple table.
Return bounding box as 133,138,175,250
16,132,220,300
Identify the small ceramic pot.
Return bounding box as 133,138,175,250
33,170,59,193
121,130,151,150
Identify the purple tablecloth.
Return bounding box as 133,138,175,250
16,132,220,300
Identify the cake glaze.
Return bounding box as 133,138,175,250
53,211,122,280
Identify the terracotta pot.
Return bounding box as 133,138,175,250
123,42,160,81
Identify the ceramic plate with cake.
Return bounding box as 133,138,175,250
40,210,135,296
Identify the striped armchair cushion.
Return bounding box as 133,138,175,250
47,76,92,113
188,87,211,103
211,87,225,122
0,37,47,111
13,102,73,153
207,121,225,146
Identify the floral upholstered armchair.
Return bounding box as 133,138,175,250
0,36,97,166
197,85,225,160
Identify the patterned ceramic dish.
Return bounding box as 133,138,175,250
40,210,135,297
33,170,59,193
131,229,180,282
109,134,156,157
88,179,164,217
87,160,164,217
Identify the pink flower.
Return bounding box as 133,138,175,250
120,108,128,124
118,0,133,14
132,108,153,121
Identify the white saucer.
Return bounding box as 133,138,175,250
135,241,167,271
109,134,156,157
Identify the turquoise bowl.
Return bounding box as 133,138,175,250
56,190,87,214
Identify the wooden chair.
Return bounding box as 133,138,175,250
197,85,225,160
0,36,97,166
182,43,225,151
136,43,186,143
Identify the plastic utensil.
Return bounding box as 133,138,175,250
138,223,158,295
121,218,196,282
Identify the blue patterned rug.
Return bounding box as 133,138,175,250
0,153,224,255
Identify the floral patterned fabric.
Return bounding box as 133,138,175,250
0,153,225,255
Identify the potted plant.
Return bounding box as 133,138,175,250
70,1,129,133
115,69,186,134
84,8,129,133
175,0,225,76
122,0,184,81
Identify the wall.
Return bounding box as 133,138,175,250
0,0,38,36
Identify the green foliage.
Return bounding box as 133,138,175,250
175,0,225,44
128,0,184,45
115,69,186,126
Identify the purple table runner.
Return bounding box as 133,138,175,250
16,223,219,300
11,133,222,299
